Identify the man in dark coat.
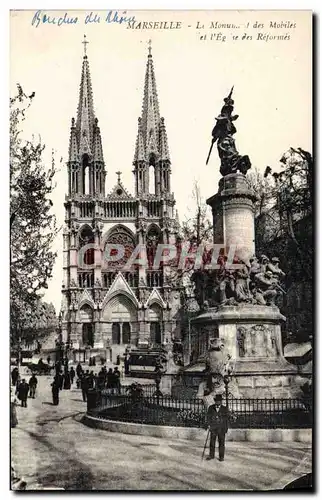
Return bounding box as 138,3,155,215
80,373,88,402
113,367,121,393
29,374,38,398
51,376,60,405
70,367,76,385
76,362,83,379
206,394,229,461
63,370,71,390
17,379,29,408
58,370,64,390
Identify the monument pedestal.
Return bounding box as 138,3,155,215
192,305,307,398
207,172,257,260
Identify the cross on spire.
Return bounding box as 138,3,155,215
82,34,89,56
116,171,122,182
148,39,152,56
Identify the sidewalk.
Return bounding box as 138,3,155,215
11,375,312,491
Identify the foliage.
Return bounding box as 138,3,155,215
19,301,57,346
10,84,59,345
247,148,313,340
180,181,213,246
247,148,313,279
177,408,206,427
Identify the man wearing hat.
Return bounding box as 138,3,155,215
206,393,229,461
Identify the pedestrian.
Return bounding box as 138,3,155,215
88,371,95,390
55,360,61,376
10,390,18,428
205,394,229,462
28,374,38,399
58,370,64,390
116,354,120,366
124,354,130,375
80,373,88,402
70,367,75,385
11,367,19,386
97,369,105,390
76,362,83,379
63,370,71,390
113,367,121,393
92,357,96,367
17,379,29,408
106,368,114,393
47,355,51,365
51,376,60,405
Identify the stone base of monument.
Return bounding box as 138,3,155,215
190,305,311,399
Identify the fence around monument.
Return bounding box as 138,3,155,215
87,388,312,430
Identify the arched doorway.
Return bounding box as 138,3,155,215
112,323,121,344
149,303,162,346
103,294,137,350
79,304,94,347
122,322,131,344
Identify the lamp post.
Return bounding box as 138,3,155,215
154,358,163,405
223,374,231,409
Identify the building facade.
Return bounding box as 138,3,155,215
61,42,181,362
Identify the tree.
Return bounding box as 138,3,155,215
248,148,313,280
10,85,59,346
166,181,213,291
247,148,313,341
20,302,57,347
180,181,213,246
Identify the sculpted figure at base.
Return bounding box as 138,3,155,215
253,270,278,305
190,253,286,308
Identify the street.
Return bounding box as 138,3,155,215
11,373,312,491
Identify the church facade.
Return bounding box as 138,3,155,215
61,41,181,362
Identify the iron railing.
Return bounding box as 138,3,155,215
87,390,312,429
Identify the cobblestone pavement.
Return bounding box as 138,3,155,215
11,373,312,491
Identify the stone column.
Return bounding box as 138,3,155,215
207,173,257,261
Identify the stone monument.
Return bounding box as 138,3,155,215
189,88,309,398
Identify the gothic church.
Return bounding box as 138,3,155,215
61,40,181,362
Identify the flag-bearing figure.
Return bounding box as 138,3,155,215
206,394,229,461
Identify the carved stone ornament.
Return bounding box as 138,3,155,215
70,279,77,288
237,324,276,358
70,221,80,234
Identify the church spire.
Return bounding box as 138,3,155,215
76,35,95,157
67,36,106,197
133,42,172,195
141,41,160,162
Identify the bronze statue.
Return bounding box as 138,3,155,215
206,87,251,176
253,270,278,305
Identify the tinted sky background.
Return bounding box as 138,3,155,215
10,9,312,312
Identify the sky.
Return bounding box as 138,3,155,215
10,9,312,312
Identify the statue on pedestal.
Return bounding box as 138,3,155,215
206,87,251,176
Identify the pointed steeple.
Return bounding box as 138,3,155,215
134,118,146,162
68,118,78,162
76,35,95,157
93,118,104,162
67,36,106,197
140,41,160,160
133,42,172,196
159,117,170,161
133,42,171,165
